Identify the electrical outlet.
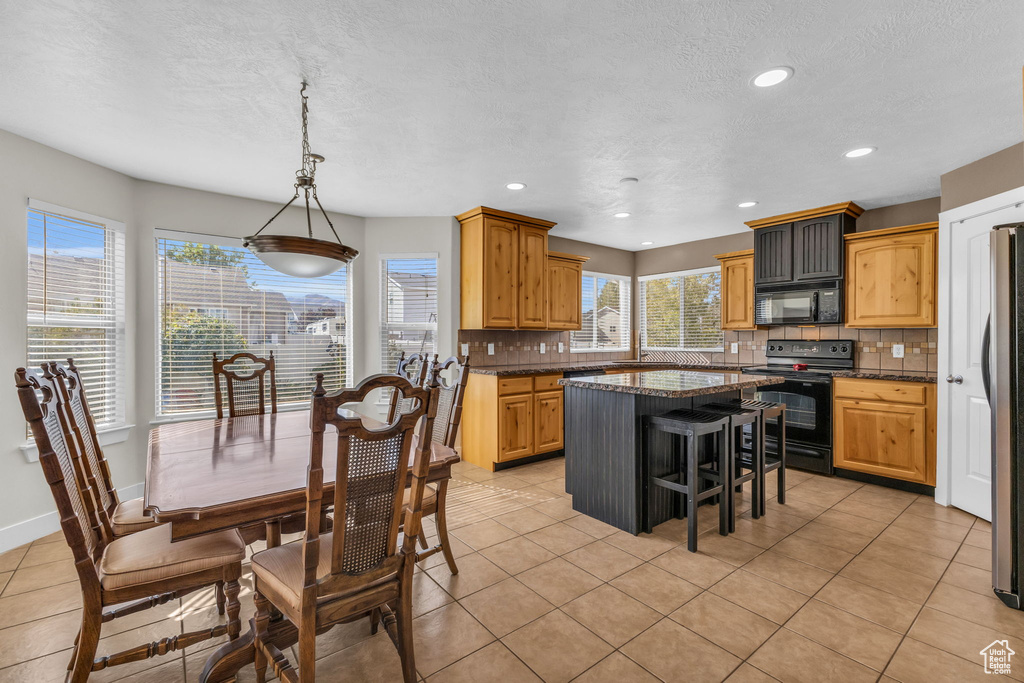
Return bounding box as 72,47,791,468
558,342,564,353
730,342,739,354
540,342,546,354
892,343,905,359
487,343,495,356
460,343,469,356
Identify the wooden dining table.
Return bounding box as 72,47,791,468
144,408,459,683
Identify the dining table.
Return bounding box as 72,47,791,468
144,407,459,683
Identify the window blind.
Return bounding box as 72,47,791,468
639,268,723,352
571,272,631,352
380,256,438,373
27,207,126,427
156,234,351,416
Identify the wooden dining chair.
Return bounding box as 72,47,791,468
385,351,430,423
403,354,469,574
15,366,245,683
212,351,278,419
251,372,439,683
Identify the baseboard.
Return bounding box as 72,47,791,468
0,482,144,554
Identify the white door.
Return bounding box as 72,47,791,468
941,192,1024,520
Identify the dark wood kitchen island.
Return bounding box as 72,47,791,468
558,370,780,534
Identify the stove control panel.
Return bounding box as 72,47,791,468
765,340,855,361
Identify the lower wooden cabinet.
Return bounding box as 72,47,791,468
463,373,565,470
833,378,936,485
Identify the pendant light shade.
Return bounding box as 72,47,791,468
243,82,358,277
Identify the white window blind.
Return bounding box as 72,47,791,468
572,272,631,352
156,233,351,416
27,205,126,427
639,267,724,352
380,256,438,373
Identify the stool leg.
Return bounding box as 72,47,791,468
775,413,786,510
685,431,698,552
717,427,729,537
752,417,763,520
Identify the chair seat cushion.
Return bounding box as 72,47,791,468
251,533,336,609
99,524,244,591
402,483,437,511
111,497,160,536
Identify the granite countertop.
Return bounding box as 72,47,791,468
557,369,781,398
831,369,938,383
470,360,748,376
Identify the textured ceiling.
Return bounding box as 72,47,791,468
1,0,1022,250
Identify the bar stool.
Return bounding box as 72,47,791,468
698,402,762,531
739,398,787,516
642,409,730,552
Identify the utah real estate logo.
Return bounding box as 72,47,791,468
981,640,1015,675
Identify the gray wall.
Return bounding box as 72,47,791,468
635,231,753,276
940,142,1024,212
857,197,940,231
548,235,635,276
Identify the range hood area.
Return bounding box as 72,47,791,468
748,201,863,326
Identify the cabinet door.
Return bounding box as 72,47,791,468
534,390,564,453
834,399,933,484
498,394,533,460
720,255,756,330
793,215,847,281
845,230,937,327
547,258,582,330
517,225,548,328
482,218,518,328
753,224,793,284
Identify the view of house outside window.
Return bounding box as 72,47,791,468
639,267,724,352
380,256,438,373
571,272,631,352
155,233,351,416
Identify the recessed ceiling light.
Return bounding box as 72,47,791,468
614,212,631,218
506,182,526,190
843,147,876,158
737,201,758,208
641,241,653,246
619,177,639,184
751,67,794,88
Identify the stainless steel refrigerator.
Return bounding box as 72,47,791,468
989,223,1024,609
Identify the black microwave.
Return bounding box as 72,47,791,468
754,286,842,326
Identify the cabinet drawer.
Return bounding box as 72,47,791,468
833,378,928,405
533,374,562,391
498,377,533,395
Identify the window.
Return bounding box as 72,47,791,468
380,255,438,372
639,267,723,352
27,202,126,428
156,232,351,416
572,272,631,352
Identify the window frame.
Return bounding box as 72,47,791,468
153,228,352,419
571,270,632,353
639,265,725,353
378,252,439,373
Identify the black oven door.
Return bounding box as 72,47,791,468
753,376,833,474
755,290,818,325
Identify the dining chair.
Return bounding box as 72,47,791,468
385,351,429,423
15,366,245,682
251,372,439,683
403,354,469,574
212,351,278,419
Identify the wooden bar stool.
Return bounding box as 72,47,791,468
739,398,787,516
697,402,762,531
642,409,730,552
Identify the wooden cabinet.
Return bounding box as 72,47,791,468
747,202,862,286
459,207,587,330
546,252,589,330
463,373,566,469
833,378,936,486
844,222,938,328
715,249,756,330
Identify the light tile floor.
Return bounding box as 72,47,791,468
0,457,1005,682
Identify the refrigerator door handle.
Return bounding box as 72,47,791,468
990,227,1014,600
982,315,992,404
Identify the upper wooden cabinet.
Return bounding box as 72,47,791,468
844,222,938,328
715,249,757,330
546,252,589,331
458,206,587,330
747,202,862,286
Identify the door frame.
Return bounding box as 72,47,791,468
936,185,1024,506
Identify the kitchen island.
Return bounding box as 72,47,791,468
558,369,781,534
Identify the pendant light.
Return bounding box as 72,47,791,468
244,82,358,277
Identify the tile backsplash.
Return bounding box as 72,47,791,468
458,329,633,367
721,327,938,372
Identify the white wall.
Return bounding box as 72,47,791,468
0,129,462,551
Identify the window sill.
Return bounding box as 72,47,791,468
20,424,134,464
